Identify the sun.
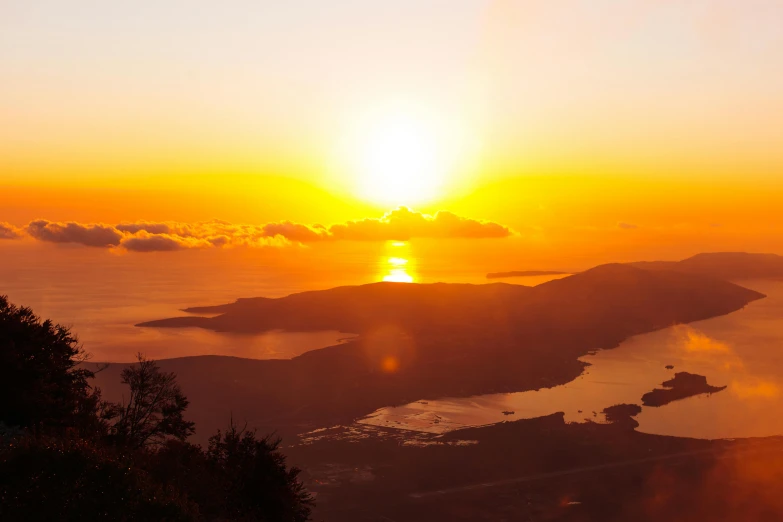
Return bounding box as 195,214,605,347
356,112,446,206
332,102,479,207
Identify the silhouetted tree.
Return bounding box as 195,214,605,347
204,422,314,522
0,295,104,437
145,440,215,506
107,354,195,448
0,296,314,520
141,427,314,521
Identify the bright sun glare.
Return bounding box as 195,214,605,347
380,241,415,283
358,114,443,206
335,102,478,207
340,102,476,207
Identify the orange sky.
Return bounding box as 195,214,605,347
2,1,783,265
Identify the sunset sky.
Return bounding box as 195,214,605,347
2,0,783,266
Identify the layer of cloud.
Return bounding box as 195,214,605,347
4,208,513,252
27,220,123,247
0,222,24,240
121,233,211,252
329,207,511,241
261,221,330,242
617,222,639,230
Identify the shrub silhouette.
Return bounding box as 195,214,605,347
0,436,197,521
205,424,314,521
146,427,314,522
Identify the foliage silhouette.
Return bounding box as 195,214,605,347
0,436,197,521
0,295,104,438
205,422,314,521
106,354,195,449
0,296,313,521
146,426,314,522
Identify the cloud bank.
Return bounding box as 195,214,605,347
27,220,123,247
330,207,511,241
2,208,513,252
0,222,24,240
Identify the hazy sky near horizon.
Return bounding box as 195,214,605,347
2,1,783,259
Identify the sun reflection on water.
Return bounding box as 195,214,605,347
380,241,416,283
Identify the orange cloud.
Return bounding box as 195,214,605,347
672,326,783,392
681,328,731,354
120,232,214,252
115,222,172,235
328,207,512,241
26,219,123,247
5,208,512,252
731,379,780,399
261,221,330,242
673,325,744,371
0,222,23,240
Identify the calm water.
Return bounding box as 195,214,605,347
0,243,364,361
0,241,568,362
0,241,563,362
359,279,783,440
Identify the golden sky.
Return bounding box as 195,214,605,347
2,1,783,263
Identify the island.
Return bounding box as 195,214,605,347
642,372,727,407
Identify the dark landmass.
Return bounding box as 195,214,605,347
642,372,727,407
486,270,569,279
111,265,765,442
602,403,643,429
140,264,764,337
488,252,783,284
629,252,783,280
148,281,537,331
180,296,276,315
287,413,783,521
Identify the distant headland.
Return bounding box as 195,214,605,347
486,270,570,279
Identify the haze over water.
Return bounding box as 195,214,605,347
0,240,565,362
